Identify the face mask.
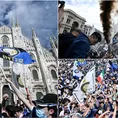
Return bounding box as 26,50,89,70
36,108,47,118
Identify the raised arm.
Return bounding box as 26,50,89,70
5,78,33,111
98,110,110,118
112,102,117,118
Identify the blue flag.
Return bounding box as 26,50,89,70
109,60,118,71
77,60,87,66
73,61,84,80
0,47,36,64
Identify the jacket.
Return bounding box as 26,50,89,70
59,33,77,58
65,33,90,58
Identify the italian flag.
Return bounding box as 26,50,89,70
97,70,104,84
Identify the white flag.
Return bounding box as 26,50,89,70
73,66,95,104
73,83,85,104
86,66,95,93
12,63,30,97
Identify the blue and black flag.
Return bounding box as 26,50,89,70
0,47,35,64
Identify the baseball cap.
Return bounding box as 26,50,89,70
34,93,57,108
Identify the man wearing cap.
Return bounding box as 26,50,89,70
32,93,57,118
5,77,57,118
64,32,102,58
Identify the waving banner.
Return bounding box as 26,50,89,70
12,63,29,97
0,47,35,64
73,66,95,104
73,60,84,80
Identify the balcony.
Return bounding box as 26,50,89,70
31,81,44,86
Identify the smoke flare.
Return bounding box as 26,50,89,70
100,1,115,44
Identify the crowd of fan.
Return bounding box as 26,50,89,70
58,59,118,118
0,78,57,118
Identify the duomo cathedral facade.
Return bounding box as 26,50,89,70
0,20,57,104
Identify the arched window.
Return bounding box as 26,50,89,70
3,59,10,67
32,70,39,81
2,85,14,105
51,70,57,80
36,92,43,99
72,21,79,29
2,35,9,46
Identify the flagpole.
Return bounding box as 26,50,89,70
0,64,13,93
12,62,19,105
22,63,29,97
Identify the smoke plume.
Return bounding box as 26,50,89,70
100,1,115,44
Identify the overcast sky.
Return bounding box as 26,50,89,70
65,0,118,32
65,0,103,32
0,0,57,49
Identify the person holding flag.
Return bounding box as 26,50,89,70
58,59,118,118
4,77,57,118
97,70,104,84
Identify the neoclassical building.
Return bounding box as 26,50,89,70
59,9,106,57
0,20,57,104
59,9,86,34
59,9,93,36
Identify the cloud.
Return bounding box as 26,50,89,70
65,0,103,32
0,1,57,49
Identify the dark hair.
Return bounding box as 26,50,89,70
63,98,70,104
84,104,89,108
91,32,102,42
15,106,23,112
5,105,15,117
2,112,8,117
71,29,81,34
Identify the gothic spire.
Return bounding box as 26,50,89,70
12,18,15,27
16,17,19,27
32,28,36,38
49,37,52,42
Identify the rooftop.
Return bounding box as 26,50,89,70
64,9,86,22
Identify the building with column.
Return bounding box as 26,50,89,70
84,25,92,36
59,9,86,34
59,9,105,57
0,19,57,104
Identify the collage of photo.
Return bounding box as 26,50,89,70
58,59,118,118
58,0,118,118
0,0,117,118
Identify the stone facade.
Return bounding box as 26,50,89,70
0,21,57,103
59,9,105,56
59,9,86,34
84,25,92,36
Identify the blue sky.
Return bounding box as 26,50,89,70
0,0,57,49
